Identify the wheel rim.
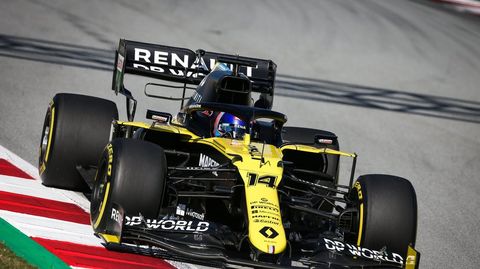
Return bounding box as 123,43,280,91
91,160,109,226
39,108,52,170
40,125,50,160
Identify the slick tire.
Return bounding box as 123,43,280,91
39,93,118,192
90,139,167,234
352,174,417,258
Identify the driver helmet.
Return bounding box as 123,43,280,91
213,112,246,139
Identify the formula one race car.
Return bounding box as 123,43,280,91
38,39,420,268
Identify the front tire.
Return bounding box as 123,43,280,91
91,139,167,233
352,174,417,258
39,93,118,191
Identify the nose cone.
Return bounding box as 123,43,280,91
245,185,287,254
233,142,287,255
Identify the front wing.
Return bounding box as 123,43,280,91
97,205,420,269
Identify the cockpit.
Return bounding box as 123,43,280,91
182,102,287,146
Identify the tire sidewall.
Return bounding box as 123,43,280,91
39,93,118,191
352,174,417,258
91,139,166,234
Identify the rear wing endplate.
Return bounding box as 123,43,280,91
112,39,277,105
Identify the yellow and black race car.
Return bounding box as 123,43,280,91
38,39,420,268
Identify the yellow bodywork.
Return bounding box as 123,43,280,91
114,120,355,255
405,245,420,269
98,233,120,244
208,135,287,254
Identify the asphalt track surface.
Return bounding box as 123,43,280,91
0,0,479,268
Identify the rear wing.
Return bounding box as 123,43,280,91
112,39,277,104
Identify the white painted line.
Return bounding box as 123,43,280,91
0,145,90,212
0,145,40,180
0,174,73,203
436,0,480,14
438,0,480,7
52,188,90,213
0,174,90,213
0,210,102,247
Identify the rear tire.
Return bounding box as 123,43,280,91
90,138,167,233
39,93,118,191
352,174,417,258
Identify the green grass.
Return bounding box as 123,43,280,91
0,242,37,269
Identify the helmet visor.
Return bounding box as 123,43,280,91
217,122,246,139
